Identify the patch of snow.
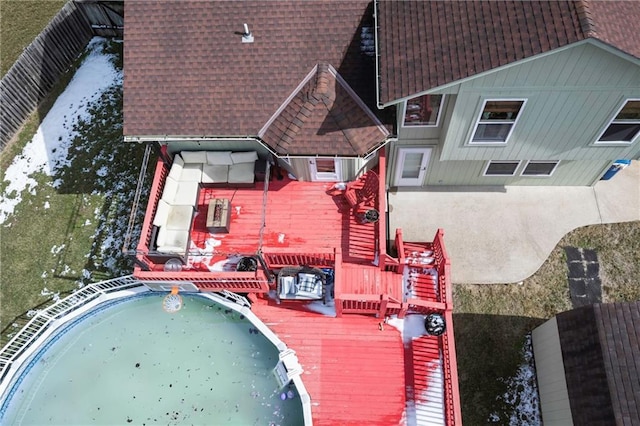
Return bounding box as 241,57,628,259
44,201,50,209
187,238,226,271
304,301,336,317
387,314,427,344
490,334,541,425
0,38,119,224
403,352,446,426
96,165,109,177
40,288,60,301
50,244,65,255
210,255,243,272
41,271,47,278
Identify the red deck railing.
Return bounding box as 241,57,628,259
136,153,169,267
261,247,336,269
376,149,388,271
432,229,451,306
442,309,462,425
135,269,270,292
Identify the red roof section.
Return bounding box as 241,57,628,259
376,0,640,104
124,0,382,146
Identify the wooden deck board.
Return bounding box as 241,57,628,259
251,299,406,425
188,178,380,270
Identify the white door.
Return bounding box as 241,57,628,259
394,147,431,186
309,158,341,181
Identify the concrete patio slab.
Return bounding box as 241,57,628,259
388,160,640,284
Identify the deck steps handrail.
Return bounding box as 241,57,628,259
0,275,142,386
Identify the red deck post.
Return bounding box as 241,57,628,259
379,294,388,318
395,228,406,275
377,148,387,271
334,247,343,317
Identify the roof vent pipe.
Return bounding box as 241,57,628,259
242,23,254,43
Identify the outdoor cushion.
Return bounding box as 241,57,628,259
202,164,229,183
180,163,203,182
172,180,199,206
164,204,193,230
296,289,322,299
228,161,255,183
153,199,171,227
279,276,296,297
161,176,179,203
156,228,189,255
207,151,233,166
297,273,319,293
230,151,258,164
167,155,184,180
181,150,208,164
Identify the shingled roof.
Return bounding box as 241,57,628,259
376,0,640,105
259,63,389,156
124,0,387,155
555,301,640,425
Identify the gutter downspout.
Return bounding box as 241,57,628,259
373,0,383,111
123,135,282,159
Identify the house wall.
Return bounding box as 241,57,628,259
281,156,363,182
164,140,273,158
390,42,640,187
531,317,574,426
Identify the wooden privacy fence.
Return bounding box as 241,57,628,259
0,0,124,150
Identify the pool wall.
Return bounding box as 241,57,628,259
0,279,313,425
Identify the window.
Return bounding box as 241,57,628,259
471,99,525,144
315,158,336,173
521,161,560,176
596,99,640,144
403,94,444,126
483,161,520,176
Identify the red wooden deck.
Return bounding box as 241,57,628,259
251,298,406,425
185,176,379,271
132,151,461,425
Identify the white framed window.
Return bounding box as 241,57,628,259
521,161,560,177
470,99,526,144
483,160,521,176
309,157,341,181
595,99,640,144
402,94,444,127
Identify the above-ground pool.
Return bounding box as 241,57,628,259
1,294,303,425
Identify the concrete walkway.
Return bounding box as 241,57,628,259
388,160,640,284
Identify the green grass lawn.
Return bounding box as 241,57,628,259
454,220,640,424
0,0,67,76
0,40,151,345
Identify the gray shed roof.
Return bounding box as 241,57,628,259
556,301,640,425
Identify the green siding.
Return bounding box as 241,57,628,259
389,144,612,187
440,43,640,162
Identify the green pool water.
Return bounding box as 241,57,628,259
1,294,303,425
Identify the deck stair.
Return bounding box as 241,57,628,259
403,242,439,302
341,263,403,300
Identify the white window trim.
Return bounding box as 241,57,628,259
401,94,445,128
469,98,527,145
594,98,640,145
310,157,342,181
483,160,521,177
520,160,560,177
